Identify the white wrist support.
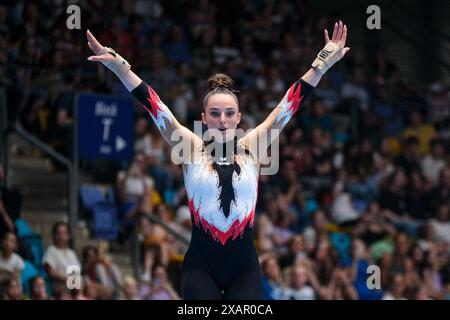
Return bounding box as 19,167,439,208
311,42,342,75
97,46,131,78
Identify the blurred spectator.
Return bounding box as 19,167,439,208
311,235,339,286
116,154,155,232
260,253,285,300
163,25,191,64
429,203,450,246
352,202,396,246
382,273,407,300
0,231,24,280
302,210,330,253
300,97,333,134
341,66,370,111
140,203,179,282
395,137,422,176
426,81,450,130
122,275,140,300
323,268,358,300
282,265,316,300
378,169,408,217
426,166,450,217
402,110,437,156
81,244,121,299
172,205,192,255
212,28,240,66
0,270,23,300
42,222,81,292
29,276,49,300
139,264,180,300
96,242,123,296
421,138,446,185
278,235,306,270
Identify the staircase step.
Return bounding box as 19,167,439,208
23,198,68,211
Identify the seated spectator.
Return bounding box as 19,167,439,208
352,202,396,246
64,279,95,300
406,285,433,300
96,242,123,297
139,264,180,300
395,137,422,176
429,203,450,246
402,258,422,291
140,203,179,282
42,222,81,292
116,157,155,208
121,275,140,300
323,268,358,300
278,235,306,270
378,169,409,217
302,210,330,253
260,253,285,300
256,201,277,253
257,196,295,255
0,270,23,300
421,138,446,185
426,167,450,215
133,117,153,157
426,81,450,130
311,235,339,286
330,190,360,226
422,246,445,299
172,205,192,255
0,232,25,280
380,233,410,288
313,76,340,111
29,276,49,300
116,156,156,224
341,65,370,111
405,171,430,220
81,245,119,299
300,97,333,133
283,265,316,300
382,273,407,300
402,110,437,156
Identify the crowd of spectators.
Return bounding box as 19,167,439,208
1,0,450,299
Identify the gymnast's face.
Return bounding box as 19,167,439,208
202,93,241,141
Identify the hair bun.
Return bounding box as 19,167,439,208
207,73,234,91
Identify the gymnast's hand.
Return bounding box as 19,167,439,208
86,29,131,78
311,21,350,75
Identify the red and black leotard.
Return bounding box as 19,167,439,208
131,79,313,299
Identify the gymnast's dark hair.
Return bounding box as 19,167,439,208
203,73,239,109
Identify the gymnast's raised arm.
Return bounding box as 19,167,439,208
86,30,203,163
241,21,350,163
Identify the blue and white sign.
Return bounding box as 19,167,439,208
77,94,134,160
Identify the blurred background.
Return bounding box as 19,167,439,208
0,0,449,300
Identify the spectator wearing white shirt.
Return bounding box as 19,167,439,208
421,139,446,185
42,222,81,291
0,232,24,280
283,265,316,300
429,203,450,247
